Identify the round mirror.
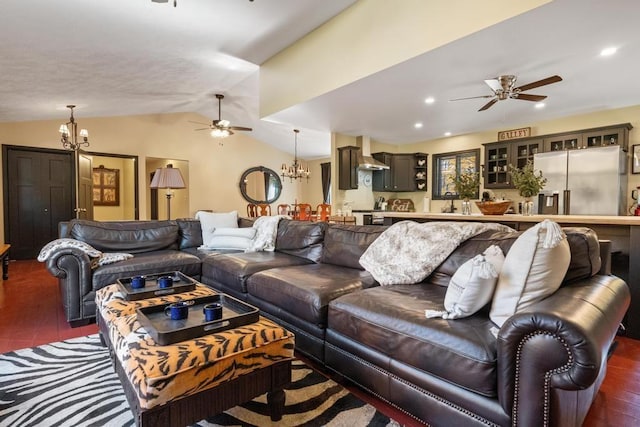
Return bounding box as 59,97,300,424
239,166,282,205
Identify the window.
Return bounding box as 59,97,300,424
432,149,480,200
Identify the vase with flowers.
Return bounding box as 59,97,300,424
449,169,479,215
508,160,547,215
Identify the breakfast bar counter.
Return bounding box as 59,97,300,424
382,212,640,339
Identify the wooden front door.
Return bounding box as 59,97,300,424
3,146,74,259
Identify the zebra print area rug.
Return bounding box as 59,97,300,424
0,335,400,427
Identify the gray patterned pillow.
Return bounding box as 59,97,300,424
37,238,102,262
96,252,134,266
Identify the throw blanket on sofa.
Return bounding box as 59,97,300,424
245,215,290,252
359,221,514,285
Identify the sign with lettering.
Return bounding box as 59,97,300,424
498,127,531,141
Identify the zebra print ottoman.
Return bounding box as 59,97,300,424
96,284,295,427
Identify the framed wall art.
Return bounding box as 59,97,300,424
633,145,640,174
93,166,120,206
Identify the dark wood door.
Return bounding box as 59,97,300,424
4,147,74,259
77,152,94,220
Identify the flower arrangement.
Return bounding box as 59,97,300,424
449,169,479,200
508,160,547,198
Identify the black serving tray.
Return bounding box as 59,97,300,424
136,294,260,345
117,271,197,301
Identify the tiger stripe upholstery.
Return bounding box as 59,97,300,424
96,285,295,411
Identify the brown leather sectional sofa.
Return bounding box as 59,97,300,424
45,218,630,426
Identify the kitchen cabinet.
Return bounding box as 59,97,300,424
483,123,632,189
544,123,632,152
372,152,428,192
484,142,512,189
338,146,359,190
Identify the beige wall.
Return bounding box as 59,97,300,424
0,112,298,243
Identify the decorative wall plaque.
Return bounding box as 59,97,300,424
93,166,120,206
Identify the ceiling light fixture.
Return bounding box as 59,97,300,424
281,129,310,182
424,97,435,104
444,132,452,137
414,122,423,129
59,105,89,151
535,102,546,109
600,47,617,56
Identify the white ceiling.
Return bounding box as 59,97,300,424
2,0,640,159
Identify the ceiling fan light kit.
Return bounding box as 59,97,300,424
451,74,562,111
191,94,252,139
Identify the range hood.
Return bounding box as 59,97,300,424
356,136,389,170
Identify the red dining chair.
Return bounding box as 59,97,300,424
314,203,332,221
294,203,313,221
257,203,272,216
247,203,258,218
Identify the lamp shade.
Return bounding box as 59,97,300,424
150,165,186,189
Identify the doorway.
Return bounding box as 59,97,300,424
86,152,139,221
3,146,74,259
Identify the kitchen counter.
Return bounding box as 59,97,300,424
381,212,640,226
381,211,640,339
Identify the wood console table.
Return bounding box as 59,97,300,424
382,212,640,339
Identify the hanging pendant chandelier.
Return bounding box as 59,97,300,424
59,105,89,151
281,129,310,182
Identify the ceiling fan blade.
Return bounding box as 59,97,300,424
194,127,210,131
449,95,494,101
188,120,210,126
515,75,562,92
478,98,498,111
514,93,547,102
229,126,252,131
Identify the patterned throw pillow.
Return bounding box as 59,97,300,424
37,238,102,262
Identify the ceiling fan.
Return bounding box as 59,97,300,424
191,94,253,138
450,74,563,111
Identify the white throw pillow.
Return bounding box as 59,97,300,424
489,219,571,327
200,227,256,250
196,211,239,248
426,245,505,319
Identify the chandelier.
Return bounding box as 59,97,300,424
281,129,310,182
59,105,89,151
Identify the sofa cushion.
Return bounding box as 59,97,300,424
321,224,387,270
201,251,313,295
275,220,326,262
490,220,571,327
92,250,201,290
247,264,377,327
328,285,498,397
68,219,179,253
176,218,204,250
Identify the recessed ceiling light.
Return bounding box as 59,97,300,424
424,97,435,104
600,47,617,56
444,132,452,136
414,122,423,129
535,102,545,109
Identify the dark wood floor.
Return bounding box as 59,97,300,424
1,260,638,426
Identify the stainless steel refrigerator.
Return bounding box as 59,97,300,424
533,145,627,215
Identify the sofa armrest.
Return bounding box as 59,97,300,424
45,248,94,322
496,274,629,426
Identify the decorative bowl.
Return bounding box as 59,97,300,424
475,200,512,215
